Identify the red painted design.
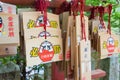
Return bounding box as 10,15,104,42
0,17,3,33
38,50,54,62
36,22,50,27
0,24,2,28
107,44,115,53
8,16,14,37
8,31,14,37
8,17,13,21
8,27,14,31
8,22,13,26
7,6,12,13
59,54,63,60
66,50,71,59
106,37,115,53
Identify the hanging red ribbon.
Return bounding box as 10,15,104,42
71,0,80,16
80,0,86,40
89,7,95,20
71,0,86,40
35,0,49,39
107,4,112,35
98,6,106,29
70,0,77,22
56,1,71,14
89,6,98,20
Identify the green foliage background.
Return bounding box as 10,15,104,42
87,0,120,80
86,0,120,30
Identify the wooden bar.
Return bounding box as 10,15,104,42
0,0,90,10
0,0,66,7
0,0,108,13
0,0,35,6
91,69,106,79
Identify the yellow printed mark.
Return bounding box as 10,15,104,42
50,21,58,28
2,32,6,35
115,40,119,47
103,41,107,49
53,45,61,54
30,47,39,57
93,26,98,33
27,20,35,29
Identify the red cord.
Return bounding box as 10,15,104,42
98,6,106,29
71,0,79,16
107,4,112,35
71,0,86,40
80,0,86,40
89,6,98,20
35,0,49,39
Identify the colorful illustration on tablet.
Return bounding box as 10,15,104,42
38,31,51,37
102,37,119,53
93,26,98,33
107,37,115,52
30,41,61,62
38,41,54,62
30,30,59,39
0,17,4,36
93,24,106,33
98,24,103,30
27,15,58,29
36,16,50,27
30,47,39,57
0,17,3,33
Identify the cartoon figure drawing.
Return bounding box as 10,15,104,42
98,24,103,30
38,31,51,37
0,6,3,12
98,23,106,32
0,17,3,36
36,16,50,27
38,41,54,62
107,37,115,53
